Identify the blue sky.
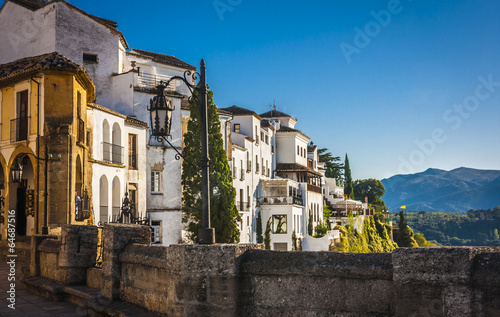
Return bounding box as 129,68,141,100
6,0,500,180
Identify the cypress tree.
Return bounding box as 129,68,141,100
344,154,354,199
256,210,263,243
264,217,271,250
182,85,240,243
308,210,313,236
395,211,418,247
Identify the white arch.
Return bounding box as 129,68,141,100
112,176,121,221
99,175,108,223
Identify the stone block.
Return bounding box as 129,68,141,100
472,252,500,286
86,267,103,289
393,247,490,285
59,225,98,268
241,250,392,280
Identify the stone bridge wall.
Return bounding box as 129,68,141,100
30,224,500,316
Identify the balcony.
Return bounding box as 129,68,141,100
247,161,252,173
256,163,260,174
103,142,124,164
136,72,176,91
258,195,303,206
10,117,29,143
240,169,245,181
237,201,250,211
307,184,322,194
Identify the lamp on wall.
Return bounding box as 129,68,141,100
11,159,23,183
147,60,214,244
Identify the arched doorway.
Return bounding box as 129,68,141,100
99,175,108,224
9,154,35,236
112,176,120,222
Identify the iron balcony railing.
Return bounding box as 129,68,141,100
256,163,259,174
103,142,124,164
136,72,176,91
10,117,29,143
247,160,252,172
240,169,245,181
236,201,250,211
258,195,303,206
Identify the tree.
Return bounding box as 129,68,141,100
256,210,263,243
414,232,437,246
323,204,332,228
395,211,418,247
308,210,313,236
317,147,344,180
264,217,271,250
344,154,354,199
182,85,240,243
292,230,297,251
353,179,387,212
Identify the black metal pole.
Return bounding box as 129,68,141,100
198,59,215,244
42,144,48,235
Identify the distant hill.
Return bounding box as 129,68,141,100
381,167,500,212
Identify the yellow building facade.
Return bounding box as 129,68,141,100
0,52,95,238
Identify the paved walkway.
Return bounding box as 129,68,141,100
0,260,86,317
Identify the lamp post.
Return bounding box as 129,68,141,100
148,59,215,244
11,144,50,234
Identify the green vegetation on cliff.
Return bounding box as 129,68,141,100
391,207,500,246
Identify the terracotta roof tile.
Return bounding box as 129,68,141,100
128,49,196,70
219,105,258,116
0,52,86,82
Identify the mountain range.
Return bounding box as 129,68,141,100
381,167,500,212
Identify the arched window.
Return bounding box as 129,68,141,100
99,175,108,223
112,176,121,221
112,123,122,164
103,120,110,161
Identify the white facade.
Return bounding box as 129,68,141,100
87,104,147,225
221,106,275,244
0,1,196,245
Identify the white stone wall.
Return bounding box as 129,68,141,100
0,2,57,64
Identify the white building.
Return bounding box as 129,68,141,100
87,103,148,225
219,105,275,243
0,0,195,245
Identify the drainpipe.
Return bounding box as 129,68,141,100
31,75,42,234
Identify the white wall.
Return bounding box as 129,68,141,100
0,2,57,64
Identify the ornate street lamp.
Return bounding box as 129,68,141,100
149,82,174,137
148,60,214,244
11,159,23,183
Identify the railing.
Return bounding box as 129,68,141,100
307,184,322,194
247,161,252,172
258,195,303,206
99,206,108,224
10,117,29,143
112,207,121,221
256,163,260,174
240,169,245,181
237,201,249,211
136,72,176,91
233,166,237,179
103,142,124,164
77,117,85,143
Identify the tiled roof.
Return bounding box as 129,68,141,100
0,52,87,82
126,116,148,128
260,108,293,118
127,49,196,70
276,163,321,176
219,105,258,116
5,0,129,49
260,119,275,131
